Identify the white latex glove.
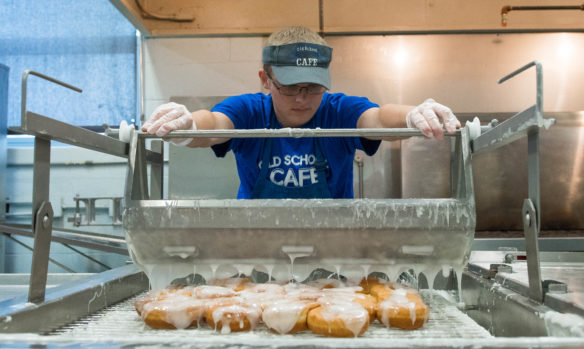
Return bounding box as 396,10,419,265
406,98,461,140
142,102,196,146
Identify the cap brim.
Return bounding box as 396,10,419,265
271,66,330,90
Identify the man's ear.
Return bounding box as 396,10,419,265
259,69,270,90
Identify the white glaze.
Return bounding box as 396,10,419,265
194,285,236,299
379,288,419,326
262,299,312,334
320,301,369,337
142,295,206,329
211,303,262,333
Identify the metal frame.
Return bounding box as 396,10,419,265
471,61,555,303
0,264,148,333
68,195,124,226
0,223,127,255
9,70,164,303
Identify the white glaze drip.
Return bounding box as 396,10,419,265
262,299,312,334
320,301,369,337
142,295,205,329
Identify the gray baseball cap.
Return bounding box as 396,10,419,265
262,43,332,89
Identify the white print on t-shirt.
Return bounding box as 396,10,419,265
259,154,322,187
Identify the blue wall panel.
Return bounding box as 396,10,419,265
0,0,137,127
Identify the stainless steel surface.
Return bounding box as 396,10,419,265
0,264,148,333
124,198,475,259
462,269,552,337
472,237,584,252
404,112,584,231
125,131,475,282
0,273,94,302
124,126,477,289
468,251,584,318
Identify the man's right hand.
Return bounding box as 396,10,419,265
142,102,196,145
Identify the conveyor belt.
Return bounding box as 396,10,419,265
3,289,584,347
51,290,490,341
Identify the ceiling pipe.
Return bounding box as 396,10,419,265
501,4,584,27
318,0,325,38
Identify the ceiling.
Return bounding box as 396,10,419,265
109,0,584,37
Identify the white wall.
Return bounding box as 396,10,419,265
144,37,265,120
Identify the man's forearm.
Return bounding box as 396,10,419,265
377,104,414,129
186,110,233,148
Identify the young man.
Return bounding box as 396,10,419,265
143,26,461,199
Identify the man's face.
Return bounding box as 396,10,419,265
261,70,325,128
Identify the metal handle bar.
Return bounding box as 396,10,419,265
21,70,82,126
137,126,491,139
498,61,542,115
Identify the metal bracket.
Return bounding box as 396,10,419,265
354,155,364,199
28,201,54,303
68,195,123,226
523,199,543,302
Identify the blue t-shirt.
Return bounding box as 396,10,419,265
211,92,381,198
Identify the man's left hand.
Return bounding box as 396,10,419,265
406,98,461,139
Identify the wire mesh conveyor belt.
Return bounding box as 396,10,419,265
50,290,491,345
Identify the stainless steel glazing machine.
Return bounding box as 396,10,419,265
1,62,584,348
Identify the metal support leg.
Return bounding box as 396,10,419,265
84,198,97,224
113,197,123,224
31,137,50,229
29,137,53,303
150,140,164,200
128,133,150,200
28,201,54,303
523,111,543,303
527,130,541,233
